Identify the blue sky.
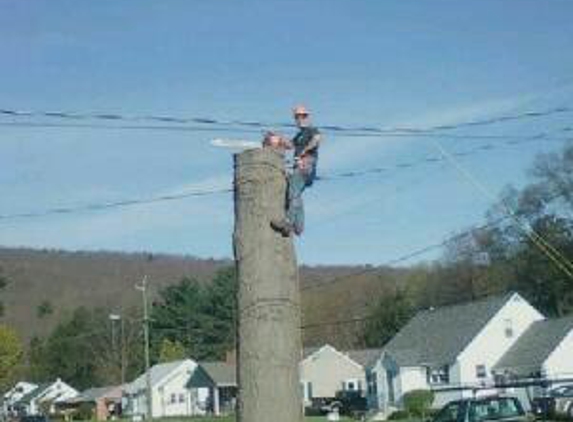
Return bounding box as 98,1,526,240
0,0,572,265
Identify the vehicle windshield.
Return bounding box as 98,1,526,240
469,398,524,422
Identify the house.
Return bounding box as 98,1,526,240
299,344,382,406
494,315,573,379
188,362,237,416
492,315,573,406
12,379,78,416
58,385,123,421
2,382,38,418
123,359,209,418
368,292,544,415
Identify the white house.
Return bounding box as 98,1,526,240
2,382,38,417
188,361,237,416
494,315,573,379
300,345,382,406
368,292,544,415
493,315,573,406
12,379,78,416
123,359,209,418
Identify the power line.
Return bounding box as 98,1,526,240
300,216,507,293
0,134,569,222
2,121,570,143
430,139,573,282
0,104,571,135
301,187,569,294
0,187,232,221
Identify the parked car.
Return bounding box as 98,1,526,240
432,396,528,422
329,390,368,419
306,390,368,419
531,384,573,419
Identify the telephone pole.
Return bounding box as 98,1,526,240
109,313,123,385
136,276,152,420
233,148,303,422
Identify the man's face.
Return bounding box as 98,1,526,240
294,113,310,128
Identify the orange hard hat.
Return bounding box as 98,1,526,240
293,104,310,116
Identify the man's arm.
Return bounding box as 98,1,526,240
300,133,321,156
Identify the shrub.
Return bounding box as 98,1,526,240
403,389,435,418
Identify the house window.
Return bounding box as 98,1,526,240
170,393,177,404
301,382,313,401
476,365,487,379
427,366,450,385
179,393,185,403
504,319,514,338
343,379,358,391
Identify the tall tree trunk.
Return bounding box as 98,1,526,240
234,148,303,422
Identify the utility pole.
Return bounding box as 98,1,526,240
110,313,126,386
136,276,152,420
120,316,126,386
109,313,122,385
233,148,303,422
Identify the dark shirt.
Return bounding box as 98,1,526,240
292,126,320,184
292,126,320,159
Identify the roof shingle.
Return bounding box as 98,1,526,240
384,293,516,367
494,316,573,376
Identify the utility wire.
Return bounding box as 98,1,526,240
0,104,570,134
0,187,232,220
1,120,570,143
301,186,569,294
431,140,573,282
0,134,569,222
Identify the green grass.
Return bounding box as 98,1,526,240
146,418,353,422
125,417,353,422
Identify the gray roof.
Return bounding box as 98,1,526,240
188,362,236,388
15,384,49,406
125,359,193,394
199,362,236,386
384,292,516,367
494,316,573,376
345,349,384,369
67,386,123,403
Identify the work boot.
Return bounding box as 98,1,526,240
270,219,293,237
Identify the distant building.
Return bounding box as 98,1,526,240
367,292,544,415
12,379,78,416
2,382,38,418
300,344,382,406
58,385,123,421
123,359,209,418
188,361,237,416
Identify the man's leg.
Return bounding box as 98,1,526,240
286,169,307,235
271,168,307,236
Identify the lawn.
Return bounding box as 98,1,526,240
133,417,353,422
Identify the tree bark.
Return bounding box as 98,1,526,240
233,148,303,422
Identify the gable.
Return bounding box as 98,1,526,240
385,293,517,367
301,345,363,371
495,316,573,376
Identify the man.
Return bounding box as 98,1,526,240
271,105,322,236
